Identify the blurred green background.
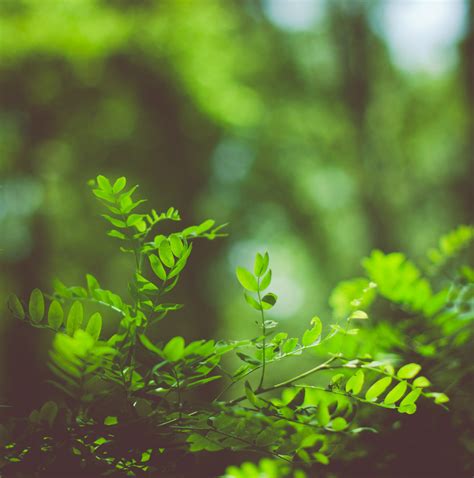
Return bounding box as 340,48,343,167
0,0,473,475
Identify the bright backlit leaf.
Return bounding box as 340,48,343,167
384,381,408,405
236,267,258,292
397,363,421,379
346,370,365,395
259,269,272,291
365,376,392,401
413,376,431,388
302,316,322,346
164,336,185,362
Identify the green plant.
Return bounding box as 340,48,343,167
327,225,474,475
2,175,450,477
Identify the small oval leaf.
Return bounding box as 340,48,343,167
48,300,64,330
384,381,408,405
254,253,264,276
86,312,102,341
112,176,126,194
365,376,392,401
66,301,84,336
29,289,45,324
397,363,421,380
149,254,167,281
159,239,175,268
169,235,184,258
413,376,431,388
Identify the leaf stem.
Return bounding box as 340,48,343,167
229,355,339,405
257,280,266,391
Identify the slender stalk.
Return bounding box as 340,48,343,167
228,355,339,405
257,278,266,391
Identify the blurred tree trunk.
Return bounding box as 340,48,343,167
329,0,395,251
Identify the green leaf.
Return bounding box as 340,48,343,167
159,239,175,268
365,376,392,401
7,294,25,319
399,388,421,408
259,269,272,291
93,189,114,203
244,293,261,311
254,253,264,276
346,370,365,395
29,288,45,324
104,416,118,426
413,376,431,388
163,336,185,362
169,234,184,257
149,254,167,281
127,214,145,227
348,310,368,320
426,392,449,404
86,274,100,292
384,381,408,405
261,293,277,309
196,219,215,234
102,214,126,228
48,300,64,330
397,363,421,379
168,243,193,279
314,452,329,465
282,337,299,354
330,417,348,431
316,402,330,426
112,177,126,194
398,403,417,415
330,373,345,387
66,301,84,336
261,252,270,275
236,267,258,292
97,175,112,192
107,229,126,240
302,316,322,346
86,312,102,341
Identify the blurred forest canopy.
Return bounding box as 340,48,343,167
0,0,473,475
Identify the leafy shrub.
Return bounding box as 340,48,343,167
327,225,474,476
2,176,453,477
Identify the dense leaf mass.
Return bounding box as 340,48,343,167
2,176,470,477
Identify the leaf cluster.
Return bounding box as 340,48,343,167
1,175,456,478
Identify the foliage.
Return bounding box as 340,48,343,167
327,224,474,474
1,175,453,477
